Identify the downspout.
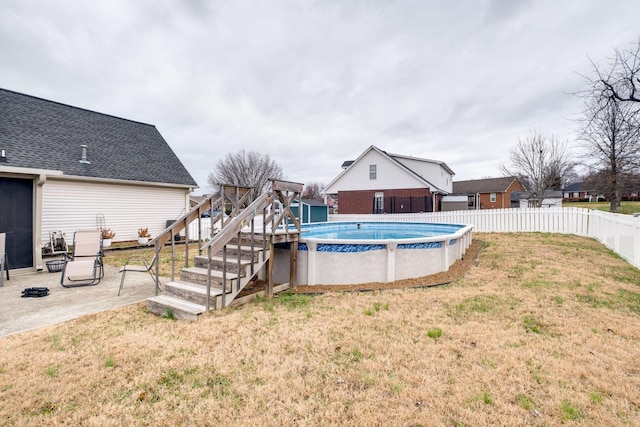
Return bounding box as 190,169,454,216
34,174,46,271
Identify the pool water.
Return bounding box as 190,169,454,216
301,222,465,240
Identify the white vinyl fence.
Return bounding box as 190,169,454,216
330,208,640,270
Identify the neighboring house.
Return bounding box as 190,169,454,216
562,182,601,201
322,145,454,214
451,176,525,210
513,190,563,208
290,199,329,224
0,88,197,271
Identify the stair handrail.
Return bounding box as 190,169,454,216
199,191,273,256
201,190,274,309
146,186,253,296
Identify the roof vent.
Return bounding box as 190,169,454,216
0,149,6,163
79,145,90,164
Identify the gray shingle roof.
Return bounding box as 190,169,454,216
0,88,197,187
453,176,520,194
562,182,587,192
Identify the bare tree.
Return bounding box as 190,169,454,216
502,131,574,208
302,182,324,201
577,95,640,211
207,150,284,195
577,39,640,212
585,39,640,104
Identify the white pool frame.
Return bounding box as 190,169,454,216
272,222,474,286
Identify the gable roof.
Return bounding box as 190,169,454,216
298,198,327,206
323,145,452,194
453,176,521,194
0,88,197,187
562,182,589,192
386,151,455,176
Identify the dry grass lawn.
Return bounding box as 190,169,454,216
1,232,640,426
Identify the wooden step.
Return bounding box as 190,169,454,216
193,255,254,272
164,281,226,306
147,295,207,321
180,266,240,287
228,234,268,247
213,245,265,262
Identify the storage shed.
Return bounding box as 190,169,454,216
290,199,329,224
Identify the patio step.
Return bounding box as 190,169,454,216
146,295,207,321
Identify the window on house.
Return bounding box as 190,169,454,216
369,164,377,180
573,192,579,198
490,193,496,203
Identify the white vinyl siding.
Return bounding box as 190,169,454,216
326,149,426,192
41,179,189,244
392,157,452,193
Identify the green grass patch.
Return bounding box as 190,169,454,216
576,289,640,315
351,347,364,362
161,308,176,320
104,355,115,368
50,334,65,351
45,366,60,378
452,295,517,318
590,391,605,404
561,400,583,420
618,289,640,314
427,328,442,341
518,394,535,410
563,201,640,214
523,315,546,334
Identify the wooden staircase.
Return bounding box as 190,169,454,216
144,180,303,320
147,234,270,320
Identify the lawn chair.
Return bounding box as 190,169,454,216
0,232,9,287
118,251,159,296
60,230,104,287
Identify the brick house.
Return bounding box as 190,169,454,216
452,176,525,209
322,146,454,214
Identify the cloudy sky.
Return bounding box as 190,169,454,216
1,0,638,194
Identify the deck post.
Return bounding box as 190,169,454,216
267,240,275,298
290,240,298,290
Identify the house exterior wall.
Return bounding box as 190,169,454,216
476,180,525,209
338,188,433,214
41,178,190,245
393,157,452,193
326,149,426,192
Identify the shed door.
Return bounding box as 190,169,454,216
0,177,34,268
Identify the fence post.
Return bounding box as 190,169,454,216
635,218,640,269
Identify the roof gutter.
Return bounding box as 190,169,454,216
46,173,197,190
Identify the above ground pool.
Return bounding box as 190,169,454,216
272,221,474,286
300,221,466,241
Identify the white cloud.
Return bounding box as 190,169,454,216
1,0,638,192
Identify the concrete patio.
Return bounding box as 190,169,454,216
0,264,158,338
